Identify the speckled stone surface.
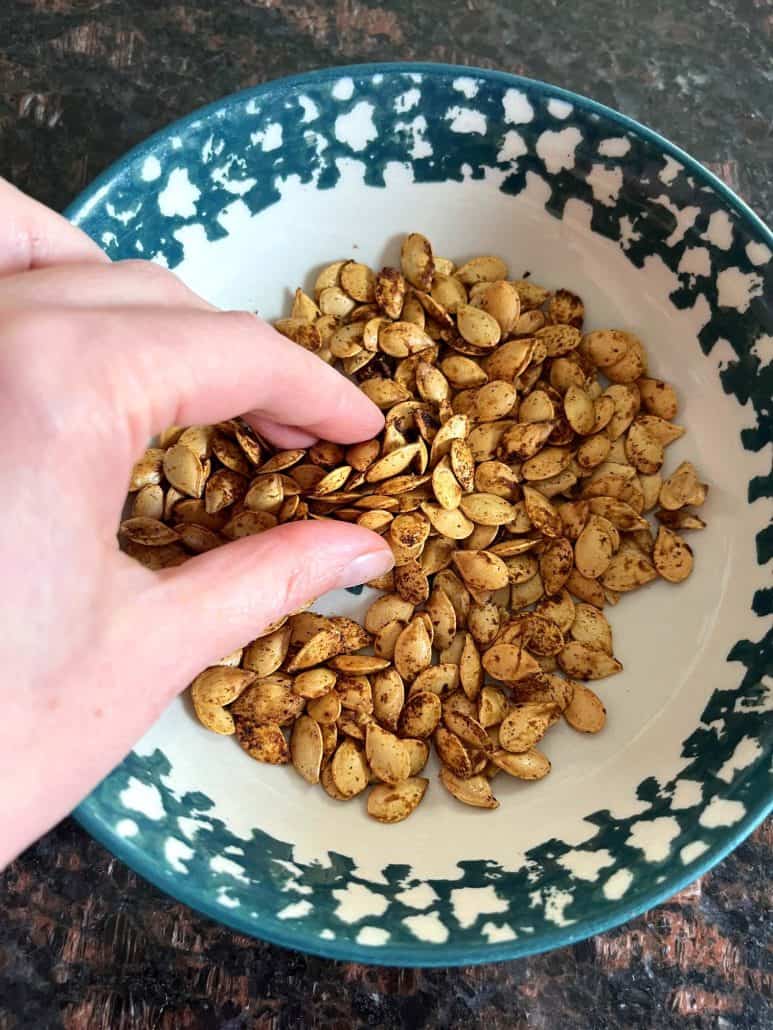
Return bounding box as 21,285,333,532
0,2,770,1028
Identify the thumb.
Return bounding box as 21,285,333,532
129,520,394,696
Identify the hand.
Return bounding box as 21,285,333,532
0,179,394,867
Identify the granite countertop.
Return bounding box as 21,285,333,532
0,2,770,1027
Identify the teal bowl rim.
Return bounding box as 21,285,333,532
67,62,773,967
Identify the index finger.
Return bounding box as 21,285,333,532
61,306,385,445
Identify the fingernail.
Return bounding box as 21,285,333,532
338,548,395,590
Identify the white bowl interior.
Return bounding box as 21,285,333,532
134,168,768,885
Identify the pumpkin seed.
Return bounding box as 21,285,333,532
221,510,277,539
548,288,584,328
537,324,582,358
401,233,434,290
605,335,647,383
581,329,632,367
367,777,429,822
587,497,648,531
425,587,457,651
482,643,542,683
453,550,510,592
522,446,572,482
320,761,349,800
459,493,515,526
604,384,641,440
360,377,412,408
162,444,204,498
477,685,509,728
558,641,622,680
191,666,256,735
477,280,521,334
499,702,560,753
411,663,460,695
456,255,508,285
119,517,179,547
419,537,456,576
393,559,430,605
371,667,405,732
564,684,606,733
432,455,462,510
574,516,616,579
403,738,430,775
457,304,501,348
600,549,657,592
293,668,337,699
328,656,387,677
394,616,433,681
131,483,165,520
331,739,370,798
373,266,406,319
242,625,291,677
158,426,184,449
534,588,576,634
522,486,563,538
364,593,415,634
378,321,433,359
653,526,694,583
511,673,574,710
570,604,613,654
439,768,499,808
340,260,375,302
566,568,607,608
659,461,707,511
435,726,473,777
475,380,517,422
563,384,596,435
638,377,678,420
625,419,664,474
205,468,248,514
290,716,324,783
399,690,442,738
433,569,471,625
458,633,484,700
515,306,544,335
286,627,343,672
365,723,411,784
420,501,475,539
289,612,330,647
318,285,356,318
500,420,555,462
235,721,289,764
510,570,546,610
490,748,551,780
231,677,305,727
656,509,706,531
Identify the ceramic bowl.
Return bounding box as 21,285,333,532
67,64,772,966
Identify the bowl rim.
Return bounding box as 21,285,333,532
68,61,773,967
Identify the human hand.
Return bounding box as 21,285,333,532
0,179,394,867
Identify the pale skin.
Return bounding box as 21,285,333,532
0,179,395,868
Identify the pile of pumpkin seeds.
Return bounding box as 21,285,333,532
121,233,708,822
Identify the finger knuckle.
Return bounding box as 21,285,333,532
118,258,178,289
222,309,259,337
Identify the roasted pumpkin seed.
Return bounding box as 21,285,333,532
367,777,429,822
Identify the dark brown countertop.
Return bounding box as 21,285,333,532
1,2,771,1027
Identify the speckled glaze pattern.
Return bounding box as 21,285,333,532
1,2,771,1026
58,65,772,966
